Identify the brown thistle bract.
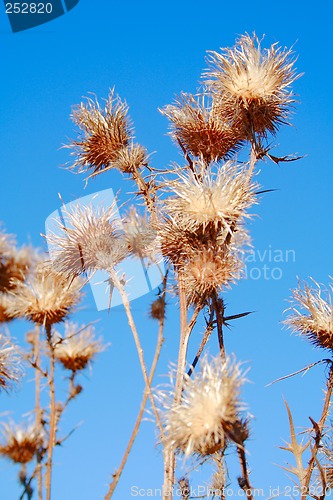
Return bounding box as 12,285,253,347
182,246,242,305
160,355,246,457
7,263,82,326
150,297,166,321
0,334,22,391
163,161,258,232
205,34,298,137
53,322,104,372
161,93,242,163
47,202,128,277
284,279,333,350
68,90,147,177
0,292,15,324
111,143,149,174
0,229,36,292
0,422,43,464
122,207,159,260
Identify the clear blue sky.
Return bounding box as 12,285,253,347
1,1,333,499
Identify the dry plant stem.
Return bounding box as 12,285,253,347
131,166,157,218
163,269,189,500
34,324,43,500
247,141,258,180
212,293,225,359
19,465,38,500
45,324,56,500
237,445,253,500
187,307,215,377
107,268,163,434
104,307,165,499
301,365,333,500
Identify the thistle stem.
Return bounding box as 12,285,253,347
108,269,163,434
104,275,167,499
163,269,189,500
237,445,253,500
105,312,164,499
212,293,225,359
45,324,56,500
301,365,333,500
34,324,43,500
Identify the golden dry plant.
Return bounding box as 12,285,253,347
3,32,327,500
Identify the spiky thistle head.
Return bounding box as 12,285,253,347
284,279,333,350
7,263,82,327
0,293,15,324
159,354,247,457
68,89,135,177
53,322,105,372
47,201,128,277
111,143,149,174
182,245,243,305
0,229,36,293
163,161,258,232
121,207,160,262
161,93,242,164
0,421,43,464
149,296,166,321
0,334,23,391
205,34,298,137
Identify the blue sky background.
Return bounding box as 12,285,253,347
1,0,333,498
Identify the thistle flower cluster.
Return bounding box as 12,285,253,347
0,334,23,391
0,421,44,464
161,93,243,164
284,279,333,350
0,229,36,324
7,262,82,327
158,161,257,303
161,33,297,166
47,202,161,286
160,355,247,457
68,90,148,178
53,322,104,372
48,202,128,277
205,34,298,138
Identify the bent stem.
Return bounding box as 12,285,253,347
163,269,189,500
237,445,253,500
108,268,163,434
104,309,165,499
104,274,168,499
45,324,56,500
301,364,333,500
34,324,43,500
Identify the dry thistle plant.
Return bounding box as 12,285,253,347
0,333,23,391
281,279,333,499
0,233,106,500
4,32,328,500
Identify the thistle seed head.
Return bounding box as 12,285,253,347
7,263,82,326
161,93,242,163
159,355,247,457
164,162,258,233
47,202,128,277
205,34,298,137
0,421,43,464
284,279,333,350
53,322,105,372
68,90,133,176
0,334,23,391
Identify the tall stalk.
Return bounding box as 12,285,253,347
45,324,56,500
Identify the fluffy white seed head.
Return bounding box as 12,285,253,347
160,355,247,457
